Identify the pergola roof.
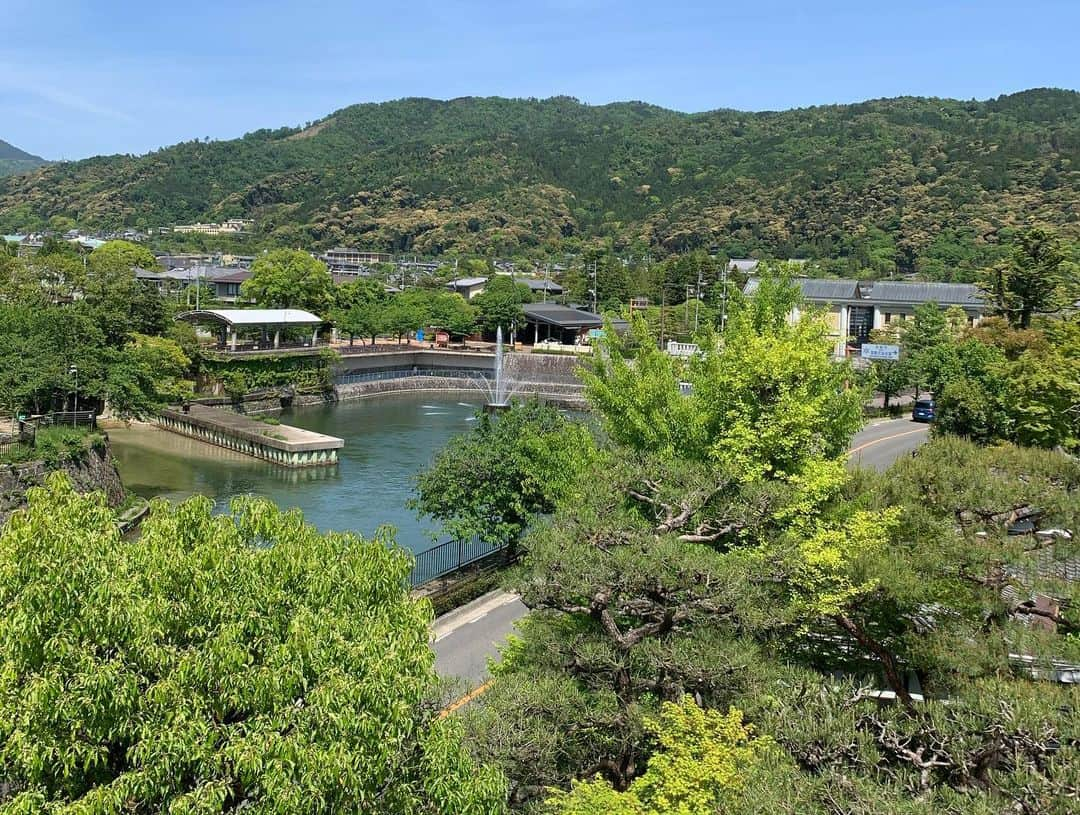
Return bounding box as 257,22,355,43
176,308,323,327
523,302,603,329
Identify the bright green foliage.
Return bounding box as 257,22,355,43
87,240,158,276
0,475,506,813
584,289,863,482
104,333,193,418
919,317,1080,451
548,699,769,815
332,278,390,345
472,277,531,334
200,349,339,395
241,249,333,313
412,400,597,544
428,291,477,339
785,508,900,619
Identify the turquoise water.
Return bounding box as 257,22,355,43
108,392,485,553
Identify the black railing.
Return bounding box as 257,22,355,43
409,535,509,587
36,411,97,428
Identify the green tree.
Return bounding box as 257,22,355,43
412,401,596,545
429,292,477,341
82,241,169,344
103,333,193,419
472,276,531,337
547,699,770,815
87,239,158,275
0,475,506,813
332,278,389,345
241,249,333,313
981,227,1077,328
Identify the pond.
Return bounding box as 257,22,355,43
109,392,486,553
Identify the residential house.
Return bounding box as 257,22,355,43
446,277,488,299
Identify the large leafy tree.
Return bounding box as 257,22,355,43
82,240,170,344
332,278,389,345
412,400,596,545
0,475,506,813
472,277,531,337
241,249,333,313
463,279,873,804
103,333,194,419
981,227,1078,328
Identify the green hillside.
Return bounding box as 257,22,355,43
0,139,45,177
1,90,1077,274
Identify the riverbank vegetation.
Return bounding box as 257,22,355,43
421,272,1079,812
0,238,193,420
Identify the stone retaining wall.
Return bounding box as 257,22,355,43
1,442,124,527
334,376,587,408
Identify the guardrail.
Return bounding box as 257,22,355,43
409,535,509,587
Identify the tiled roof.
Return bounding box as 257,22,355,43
861,281,984,306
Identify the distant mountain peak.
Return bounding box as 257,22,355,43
0,139,43,163
0,140,46,177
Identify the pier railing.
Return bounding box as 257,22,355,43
409,534,510,587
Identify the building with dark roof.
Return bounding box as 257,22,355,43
519,278,564,296
522,302,606,346
211,269,253,303
743,277,987,357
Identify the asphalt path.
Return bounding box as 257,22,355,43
433,415,931,687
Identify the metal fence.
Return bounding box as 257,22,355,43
336,368,489,386
35,411,97,429
409,535,509,587
0,412,97,459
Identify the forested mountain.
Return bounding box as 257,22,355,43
0,139,45,177
1,89,1078,275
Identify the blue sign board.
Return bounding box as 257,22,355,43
860,343,901,361
416,329,425,342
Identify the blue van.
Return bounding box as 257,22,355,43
912,398,936,423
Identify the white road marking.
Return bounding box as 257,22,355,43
432,592,520,642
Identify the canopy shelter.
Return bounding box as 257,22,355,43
177,308,324,351
523,302,604,345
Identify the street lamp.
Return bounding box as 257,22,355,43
69,364,78,426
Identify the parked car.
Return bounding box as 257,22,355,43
912,398,936,423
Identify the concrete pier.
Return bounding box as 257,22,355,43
158,406,343,467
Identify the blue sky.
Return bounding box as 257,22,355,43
2,0,1077,160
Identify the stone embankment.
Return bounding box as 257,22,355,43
158,405,343,467
0,441,124,527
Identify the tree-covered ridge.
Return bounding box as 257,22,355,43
0,139,45,177
2,90,1078,274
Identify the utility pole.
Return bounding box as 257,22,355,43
588,261,598,313
720,261,729,333
69,364,78,426
694,266,703,333
659,274,667,349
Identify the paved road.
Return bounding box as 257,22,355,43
847,416,930,471
433,415,931,686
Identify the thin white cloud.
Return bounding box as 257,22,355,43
0,64,136,124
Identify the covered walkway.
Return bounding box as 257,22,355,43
176,309,325,352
